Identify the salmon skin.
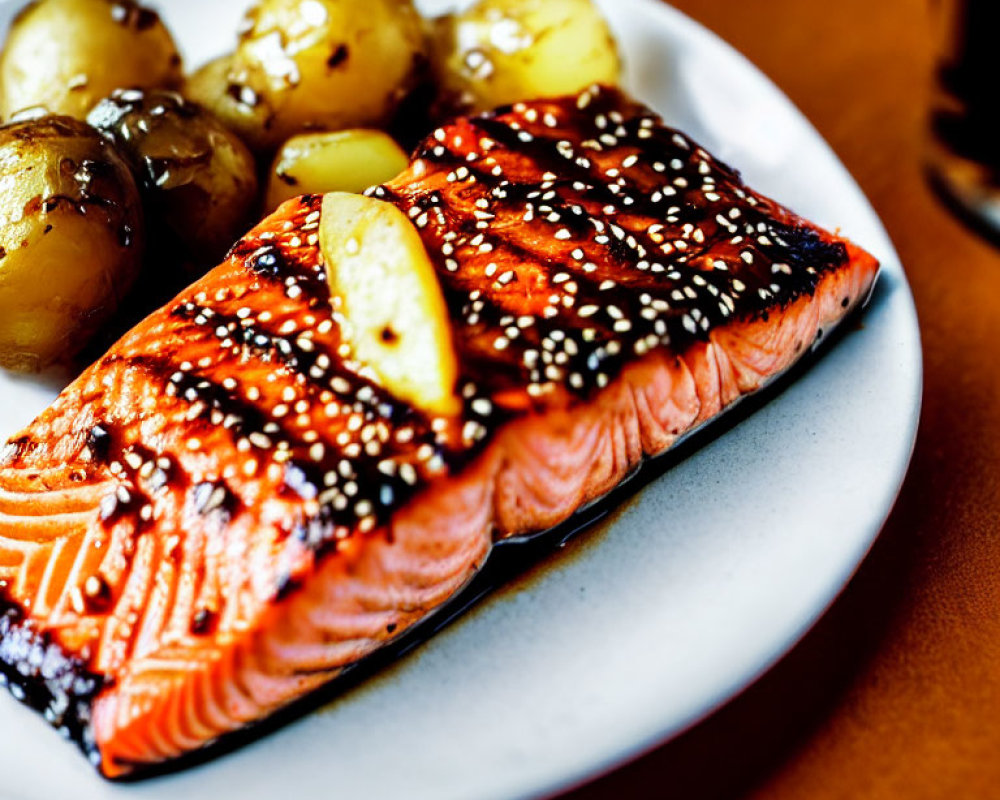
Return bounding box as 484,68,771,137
0,85,878,777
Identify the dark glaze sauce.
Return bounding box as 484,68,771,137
0,591,104,768
374,85,847,406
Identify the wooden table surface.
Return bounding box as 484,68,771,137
562,1,1000,798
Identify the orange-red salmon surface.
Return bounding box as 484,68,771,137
0,86,878,777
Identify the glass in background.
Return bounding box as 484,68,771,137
927,0,1000,242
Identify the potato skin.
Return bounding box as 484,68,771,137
265,129,409,211
183,55,274,155
185,0,426,153
88,89,258,264
431,0,621,114
0,0,183,121
0,116,144,372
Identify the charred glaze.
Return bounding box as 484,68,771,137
85,425,112,463
0,591,103,766
373,85,849,404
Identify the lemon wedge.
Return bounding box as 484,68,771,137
320,192,460,417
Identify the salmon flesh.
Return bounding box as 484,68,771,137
0,86,878,777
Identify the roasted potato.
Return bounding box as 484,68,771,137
431,0,621,113
0,0,182,121
184,54,275,156
88,89,258,264
0,116,143,372
185,0,427,153
265,129,409,211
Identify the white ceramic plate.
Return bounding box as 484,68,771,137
0,1,921,798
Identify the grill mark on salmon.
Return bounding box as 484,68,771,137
0,86,878,777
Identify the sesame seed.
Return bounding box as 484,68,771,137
471,398,493,416
400,463,418,485
249,432,272,449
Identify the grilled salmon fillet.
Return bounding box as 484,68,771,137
0,85,878,777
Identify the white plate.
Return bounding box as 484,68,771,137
0,1,922,799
